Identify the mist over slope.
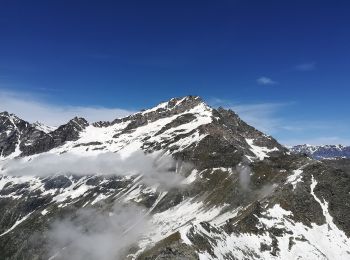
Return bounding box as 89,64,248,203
0,96,349,260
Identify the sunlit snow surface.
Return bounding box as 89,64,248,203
286,168,303,189
191,180,350,260
42,102,213,158
246,138,279,160
32,121,57,133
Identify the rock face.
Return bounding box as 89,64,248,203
0,112,88,157
0,96,349,260
290,144,350,159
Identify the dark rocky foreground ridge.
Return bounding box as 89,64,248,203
0,96,349,260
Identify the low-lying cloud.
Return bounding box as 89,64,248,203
236,163,277,198
237,164,251,191
3,151,187,188
5,151,190,259
47,203,150,260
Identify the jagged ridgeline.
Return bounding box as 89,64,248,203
0,96,349,260
290,144,350,159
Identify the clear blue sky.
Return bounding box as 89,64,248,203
0,0,349,145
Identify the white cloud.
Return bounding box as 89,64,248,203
231,103,285,133
210,98,287,134
256,76,278,85
3,151,186,189
295,62,316,71
0,89,134,126
47,203,150,260
209,98,350,146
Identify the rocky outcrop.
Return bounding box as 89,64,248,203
0,112,89,157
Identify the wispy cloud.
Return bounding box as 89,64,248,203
210,98,288,134
209,98,349,146
256,76,278,85
295,62,316,71
231,103,285,133
0,89,134,126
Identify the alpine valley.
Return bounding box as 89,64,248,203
0,96,349,260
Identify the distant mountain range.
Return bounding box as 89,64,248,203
0,96,350,259
290,144,350,159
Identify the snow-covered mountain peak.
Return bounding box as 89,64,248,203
62,96,215,158
32,121,57,133
1,98,350,260
290,144,350,159
139,95,204,115
0,111,23,126
111,95,210,126
0,96,285,162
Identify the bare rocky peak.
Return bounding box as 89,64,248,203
0,112,90,157
93,95,205,127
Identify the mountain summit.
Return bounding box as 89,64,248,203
0,96,349,259
0,96,285,162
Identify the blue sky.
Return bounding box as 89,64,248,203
0,0,349,145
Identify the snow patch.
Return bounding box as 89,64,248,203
286,169,303,189
246,139,279,160
0,212,32,237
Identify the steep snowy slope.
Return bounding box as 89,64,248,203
0,96,349,260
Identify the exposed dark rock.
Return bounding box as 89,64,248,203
43,176,72,190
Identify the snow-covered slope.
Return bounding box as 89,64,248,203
32,121,57,133
0,96,349,260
